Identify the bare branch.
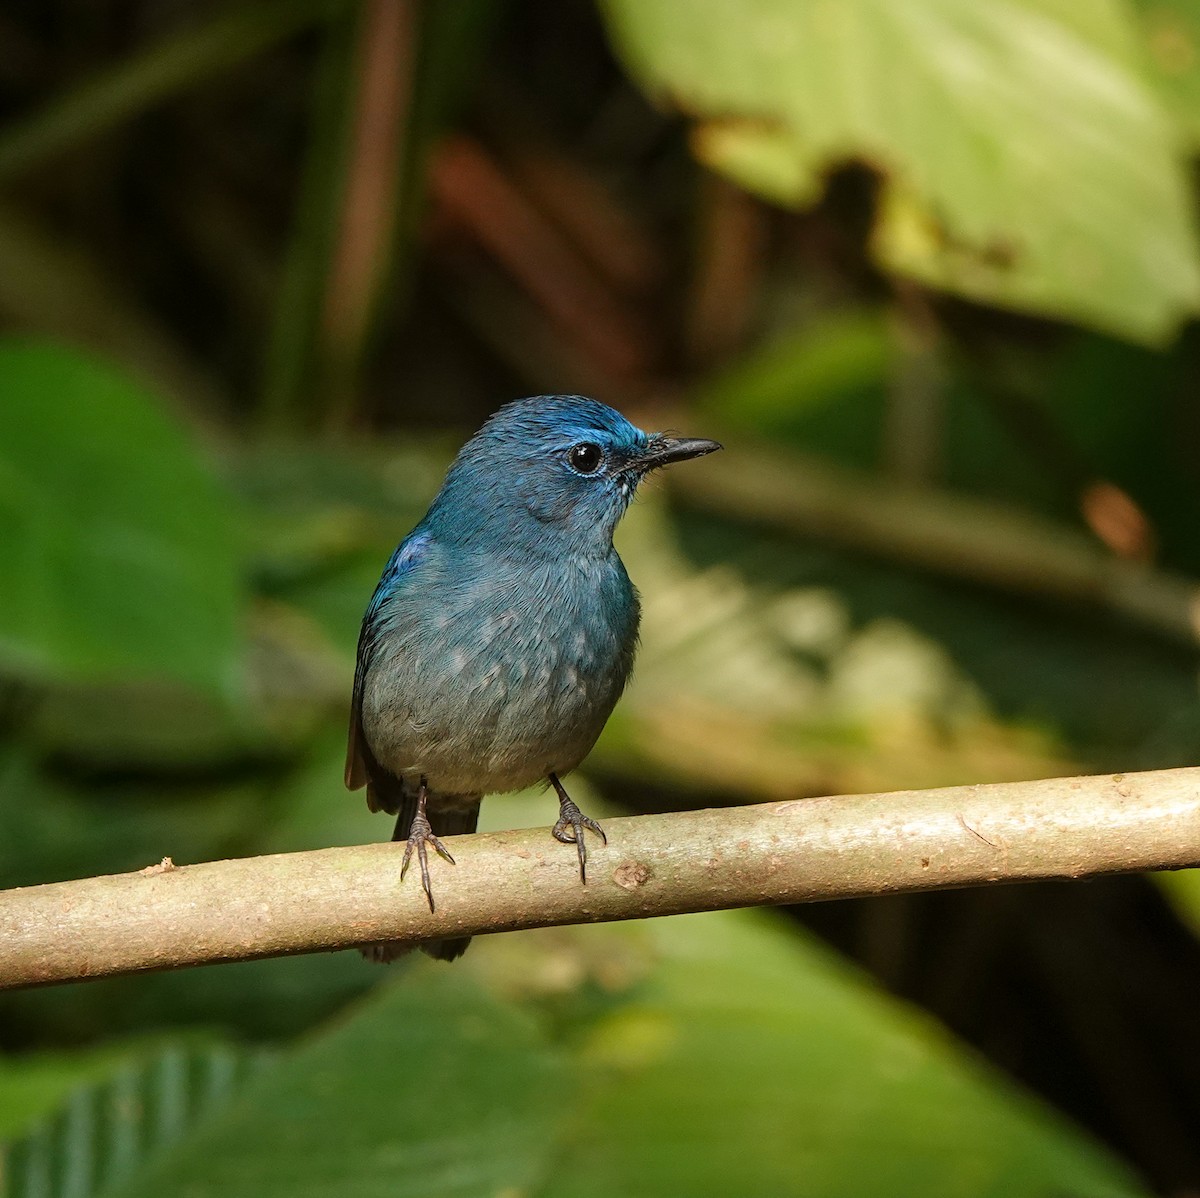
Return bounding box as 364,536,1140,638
3,767,1199,990
672,448,1200,648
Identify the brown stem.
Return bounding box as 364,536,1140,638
319,0,417,427
428,134,653,382
2,768,1199,990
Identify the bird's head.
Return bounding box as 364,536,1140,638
428,396,721,556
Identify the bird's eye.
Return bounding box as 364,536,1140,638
567,442,604,474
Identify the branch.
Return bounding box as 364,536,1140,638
3,767,1199,990
671,448,1200,648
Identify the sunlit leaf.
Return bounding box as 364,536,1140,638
602,0,1200,342
1133,0,1200,144
1155,868,1200,937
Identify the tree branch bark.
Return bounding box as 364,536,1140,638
3,766,1199,990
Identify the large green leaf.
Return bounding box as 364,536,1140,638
2,915,1147,1198
0,1040,260,1198
601,0,1200,343
539,914,1143,1198
0,1042,171,1142
0,340,242,691
110,972,571,1198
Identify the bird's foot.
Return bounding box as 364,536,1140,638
550,775,606,884
400,806,456,913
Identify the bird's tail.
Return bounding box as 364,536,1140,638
360,792,479,965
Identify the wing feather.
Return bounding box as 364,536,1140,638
344,530,432,796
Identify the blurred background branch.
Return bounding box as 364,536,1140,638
675,441,1200,647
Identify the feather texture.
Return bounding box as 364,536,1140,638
345,395,719,961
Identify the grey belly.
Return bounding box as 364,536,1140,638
361,626,626,796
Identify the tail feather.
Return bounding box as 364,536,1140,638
360,785,479,964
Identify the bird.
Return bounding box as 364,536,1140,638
345,395,721,961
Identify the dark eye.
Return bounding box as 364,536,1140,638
568,442,604,474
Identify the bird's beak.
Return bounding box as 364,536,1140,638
639,435,723,471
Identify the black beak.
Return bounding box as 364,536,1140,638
640,435,723,471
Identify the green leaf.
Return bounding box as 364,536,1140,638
691,118,824,207
539,913,1144,1198
0,1044,146,1143
695,309,891,468
3,915,1145,1198
0,340,243,692
1132,0,1200,145
601,0,1200,343
1,1040,259,1198
109,973,572,1198
1155,867,1200,937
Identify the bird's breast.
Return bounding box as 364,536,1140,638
360,551,639,795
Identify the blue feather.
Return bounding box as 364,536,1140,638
345,395,720,959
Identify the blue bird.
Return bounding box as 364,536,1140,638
346,395,721,961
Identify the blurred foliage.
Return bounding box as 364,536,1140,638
0,341,242,693
0,915,1148,1198
3,0,1200,1195
604,0,1200,343
1134,0,1200,142
2,1039,265,1198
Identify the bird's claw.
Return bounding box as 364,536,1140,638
400,809,456,912
552,796,606,884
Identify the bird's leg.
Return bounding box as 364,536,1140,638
400,776,456,913
549,773,606,884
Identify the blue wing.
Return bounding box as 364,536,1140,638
344,529,432,795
